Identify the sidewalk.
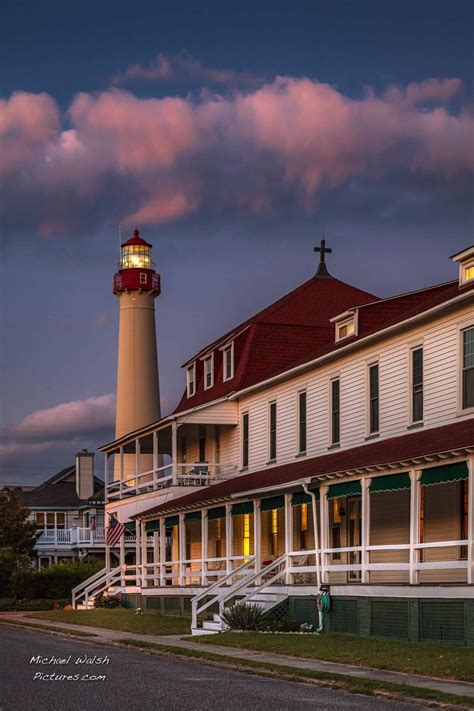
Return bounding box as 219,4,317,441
2,612,474,699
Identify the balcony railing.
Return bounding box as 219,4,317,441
35,528,152,548
106,462,238,501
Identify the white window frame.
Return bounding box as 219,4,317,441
241,410,249,470
267,399,277,463
333,310,358,343
296,389,307,456
329,375,341,447
203,353,214,390
186,362,196,397
460,258,474,286
458,318,474,416
139,272,147,285
221,341,234,382
408,342,424,426
366,360,380,437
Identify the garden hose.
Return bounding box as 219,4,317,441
316,591,331,633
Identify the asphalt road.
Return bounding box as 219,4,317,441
0,626,427,711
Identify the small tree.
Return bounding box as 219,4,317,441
0,491,37,557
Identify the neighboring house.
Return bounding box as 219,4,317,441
3,451,139,567
75,244,474,644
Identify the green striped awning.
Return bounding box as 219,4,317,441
291,490,320,505
260,495,285,511
232,501,253,516
145,519,160,532
421,462,468,487
164,515,179,527
124,521,136,532
327,480,362,499
370,473,411,493
208,506,226,521
184,511,202,522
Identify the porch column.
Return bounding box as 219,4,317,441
319,485,329,583
153,529,160,587
171,421,178,485
152,431,158,489
105,543,111,574
140,519,147,589
284,493,293,584
178,514,185,585
159,519,166,586
253,499,261,573
135,519,141,588
361,478,371,583
468,454,474,585
225,504,233,575
135,437,140,492
104,453,109,501
409,468,422,585
120,527,126,587
201,509,208,587
119,446,124,498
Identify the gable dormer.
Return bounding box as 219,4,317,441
331,308,359,343
451,245,474,288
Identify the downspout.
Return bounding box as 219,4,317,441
303,483,329,633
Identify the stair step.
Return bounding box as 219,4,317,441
202,620,223,631
191,627,221,636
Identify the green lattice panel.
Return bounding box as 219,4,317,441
329,598,358,634
420,601,465,644
370,600,409,639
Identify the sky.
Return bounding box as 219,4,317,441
0,0,472,485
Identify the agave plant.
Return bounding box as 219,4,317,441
221,601,264,630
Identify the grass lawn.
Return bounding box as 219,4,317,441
27,609,190,635
190,631,474,682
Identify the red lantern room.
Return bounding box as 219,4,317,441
113,229,161,295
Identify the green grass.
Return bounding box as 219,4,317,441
113,638,474,708
27,609,190,635
0,619,97,637
189,631,474,682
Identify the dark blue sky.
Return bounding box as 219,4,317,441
0,0,472,484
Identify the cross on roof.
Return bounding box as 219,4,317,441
313,238,333,278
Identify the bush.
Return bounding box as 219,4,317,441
0,547,31,597
221,601,265,631
10,558,101,600
0,598,70,611
259,616,301,633
94,593,121,609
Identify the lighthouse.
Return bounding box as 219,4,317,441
113,229,161,477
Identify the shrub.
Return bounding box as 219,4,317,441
10,558,101,600
221,601,264,630
0,547,31,596
94,593,121,609
259,616,301,633
0,598,70,611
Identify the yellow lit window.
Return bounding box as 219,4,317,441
271,509,278,556
301,503,308,531
338,320,355,340
243,513,251,557
465,265,474,282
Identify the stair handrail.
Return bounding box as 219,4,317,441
191,557,256,629
83,566,123,609
219,553,288,615
72,565,121,608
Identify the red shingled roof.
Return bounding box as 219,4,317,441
134,419,474,519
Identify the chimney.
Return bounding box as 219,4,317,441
75,449,94,500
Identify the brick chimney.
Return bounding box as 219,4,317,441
75,449,94,500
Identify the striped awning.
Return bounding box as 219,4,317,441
327,480,362,499
145,519,160,532
232,501,253,516
260,495,285,511
291,490,319,506
370,473,411,493
421,462,468,487
164,515,179,527
208,506,226,521
124,521,136,532
184,511,202,522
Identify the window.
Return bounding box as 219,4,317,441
330,499,342,560
35,513,45,528
460,480,468,559
337,319,355,341
223,343,234,381
298,391,307,454
299,503,308,549
204,354,214,389
331,378,340,445
56,513,66,529
412,347,424,423
242,412,249,469
461,261,474,285
215,518,223,558
271,509,278,556
243,513,251,557
139,272,147,285
198,426,206,463
269,401,277,461
186,363,196,397
462,327,474,409
179,435,187,463
368,363,379,434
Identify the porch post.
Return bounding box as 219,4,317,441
153,529,160,587
468,454,474,585
159,519,166,586
171,421,178,485
152,431,158,489
135,437,141,492
253,499,261,572
135,519,141,588
225,504,232,575
319,485,329,583
201,509,208,587
104,453,109,501
361,478,371,583
284,493,292,584
119,446,124,498
178,514,185,585
105,542,111,574
120,527,126,587
140,519,147,589
409,468,422,585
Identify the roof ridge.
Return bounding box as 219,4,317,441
357,279,457,310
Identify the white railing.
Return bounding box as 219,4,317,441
72,564,139,608
36,529,72,546
35,527,149,549
106,462,238,501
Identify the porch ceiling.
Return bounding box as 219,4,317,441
133,419,473,520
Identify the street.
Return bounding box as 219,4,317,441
0,626,427,710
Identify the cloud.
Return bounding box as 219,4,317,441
0,74,472,236
0,395,115,459
113,52,264,89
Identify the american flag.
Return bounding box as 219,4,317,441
105,514,124,547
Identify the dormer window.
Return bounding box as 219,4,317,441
337,319,355,341
204,353,214,390
331,309,358,343
186,363,196,397
451,245,474,287
222,342,234,382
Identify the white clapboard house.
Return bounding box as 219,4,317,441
74,244,474,644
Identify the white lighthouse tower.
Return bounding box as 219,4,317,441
113,229,161,477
